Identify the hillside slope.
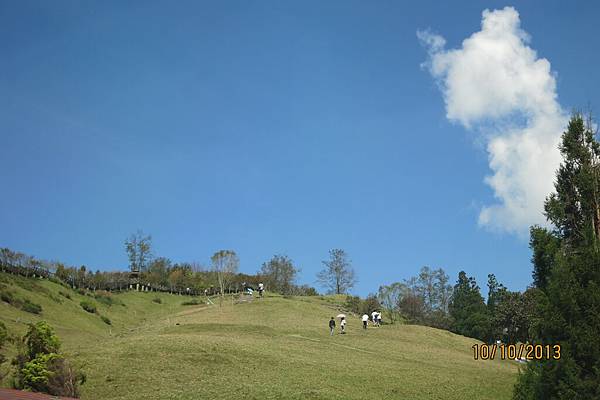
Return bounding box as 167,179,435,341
0,273,518,399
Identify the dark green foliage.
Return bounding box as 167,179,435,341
100,316,111,325
260,255,299,295
23,321,60,360
152,297,162,304
79,300,97,314
344,295,381,316
293,285,318,296
514,113,600,399
22,299,42,314
58,291,72,300
0,321,8,380
344,295,362,314
77,288,86,296
182,298,200,306
0,288,15,305
12,321,84,397
94,291,123,307
529,226,560,290
449,271,489,341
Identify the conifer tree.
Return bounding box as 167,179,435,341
515,113,600,399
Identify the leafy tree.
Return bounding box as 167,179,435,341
448,271,489,341
260,255,299,295
378,282,406,324
317,249,356,294
514,113,600,399
146,257,171,288
125,231,153,273
211,250,239,305
398,291,425,323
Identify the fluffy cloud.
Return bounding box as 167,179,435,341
418,7,566,236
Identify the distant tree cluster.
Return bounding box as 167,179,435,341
1,236,317,298
377,266,538,342
378,266,452,328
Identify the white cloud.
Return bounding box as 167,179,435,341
418,6,566,236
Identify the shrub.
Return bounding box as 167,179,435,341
94,291,124,307
22,299,42,314
0,321,8,370
100,316,111,325
181,298,200,306
13,322,84,397
94,292,113,306
0,289,15,304
152,297,162,304
24,321,60,360
79,301,97,314
76,288,86,296
58,291,72,300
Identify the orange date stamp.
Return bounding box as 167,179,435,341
472,344,561,360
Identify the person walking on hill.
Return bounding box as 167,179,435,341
340,317,346,334
329,317,336,336
258,283,264,298
362,314,369,329
371,311,378,327
377,312,382,326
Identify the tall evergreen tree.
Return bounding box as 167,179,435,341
515,113,600,399
448,271,489,341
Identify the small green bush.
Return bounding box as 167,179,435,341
100,316,111,325
79,301,97,314
58,291,72,300
22,299,43,314
181,298,200,306
94,291,123,307
0,289,15,304
14,321,85,397
76,288,86,296
152,297,162,304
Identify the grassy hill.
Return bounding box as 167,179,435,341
0,273,519,399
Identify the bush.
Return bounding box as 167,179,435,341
23,321,60,360
22,299,42,314
0,289,15,305
0,321,8,370
13,322,85,397
58,291,72,300
181,298,200,306
100,316,111,325
94,292,113,306
76,288,86,296
79,301,97,314
152,297,162,304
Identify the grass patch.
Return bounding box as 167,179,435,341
152,297,162,304
0,272,519,400
100,315,111,325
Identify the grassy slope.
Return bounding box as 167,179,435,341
0,274,519,399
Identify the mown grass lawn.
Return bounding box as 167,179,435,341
0,274,519,399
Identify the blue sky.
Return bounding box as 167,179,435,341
2,1,600,296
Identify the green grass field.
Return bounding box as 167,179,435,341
0,273,519,399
